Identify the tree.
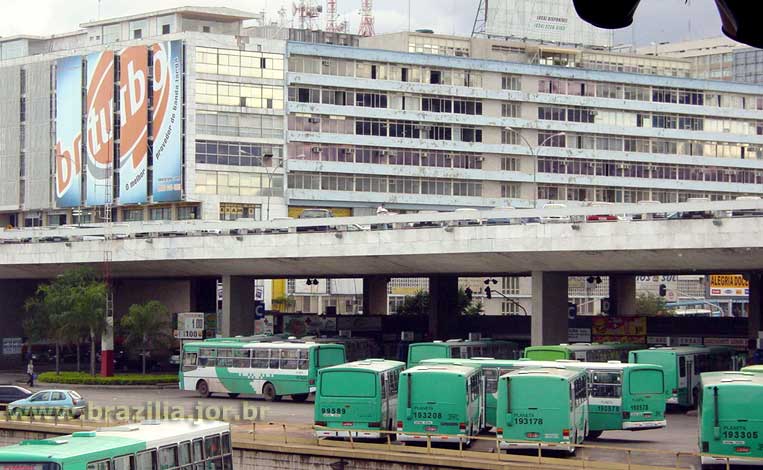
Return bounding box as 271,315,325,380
635,292,671,316
23,267,106,375
121,300,173,374
463,301,485,316
396,290,430,315
272,295,296,313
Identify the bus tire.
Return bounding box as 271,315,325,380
291,393,309,402
587,430,603,440
228,393,240,398
196,380,211,398
263,382,280,402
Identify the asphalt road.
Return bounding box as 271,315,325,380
51,386,701,468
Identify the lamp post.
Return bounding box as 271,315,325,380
504,128,565,208
240,151,307,221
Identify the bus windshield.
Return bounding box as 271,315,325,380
321,371,376,398
629,369,664,395
590,371,622,398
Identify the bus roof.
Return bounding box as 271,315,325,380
631,346,736,356
0,421,229,462
410,339,513,347
526,343,634,353
319,359,404,373
184,339,340,349
700,371,763,387
403,364,478,376
502,366,585,380
741,365,763,374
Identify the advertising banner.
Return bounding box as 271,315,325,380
55,56,84,208
176,312,204,339
151,40,183,201
709,274,749,297
568,328,591,343
254,315,274,335
118,46,149,204
283,315,337,336
592,316,647,337
85,51,115,206
2,338,22,356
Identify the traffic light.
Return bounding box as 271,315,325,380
484,286,492,299
568,302,578,320
658,284,667,297
465,287,473,301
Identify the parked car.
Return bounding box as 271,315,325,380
486,206,516,225
0,385,32,407
731,196,763,217
297,209,334,232
679,197,713,219
8,389,86,418
452,208,483,226
264,216,294,234
586,202,620,222
631,200,665,220
409,210,442,228
540,203,571,224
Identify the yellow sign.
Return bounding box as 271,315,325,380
288,207,352,218
709,274,749,297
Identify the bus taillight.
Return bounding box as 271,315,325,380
314,421,327,427
622,411,631,419
736,446,751,453
672,389,678,395
496,428,503,435
342,422,354,427
459,423,466,432
368,422,381,428
562,429,570,438
309,379,315,385
397,421,403,431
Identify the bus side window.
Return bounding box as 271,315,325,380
450,346,460,359
252,348,269,368
280,349,298,369
199,348,216,367
390,370,399,396
679,357,686,377
113,454,135,470
192,438,204,470
380,374,387,399
269,349,280,369
204,435,222,470
221,433,231,455
87,459,111,470
298,349,309,370
178,441,192,470
159,445,179,470
136,450,157,470
183,352,198,371
484,368,498,394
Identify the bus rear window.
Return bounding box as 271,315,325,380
321,371,375,397
317,347,345,367
0,465,61,470
630,369,664,395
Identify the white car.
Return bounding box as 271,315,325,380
452,208,483,226
540,203,571,224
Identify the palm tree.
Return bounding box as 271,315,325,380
121,301,173,374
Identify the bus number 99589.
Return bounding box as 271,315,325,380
321,408,346,415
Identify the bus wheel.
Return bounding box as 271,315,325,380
291,393,309,402
263,383,280,402
196,380,211,398
228,393,240,398
587,430,603,440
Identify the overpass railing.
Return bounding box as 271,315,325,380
2,199,763,244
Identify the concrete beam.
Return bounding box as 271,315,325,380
428,276,459,340
222,276,255,337
531,272,569,346
609,274,637,316
362,276,388,315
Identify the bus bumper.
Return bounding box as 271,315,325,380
315,430,382,439
500,441,574,453
622,420,667,430
309,386,316,393
666,396,678,405
397,433,468,443
701,455,759,466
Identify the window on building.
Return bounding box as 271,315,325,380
202,25,211,33
500,183,519,198
150,207,172,221
501,129,519,145
133,29,142,39
162,24,171,34
501,74,521,91
123,208,144,222
501,102,520,118
500,157,518,171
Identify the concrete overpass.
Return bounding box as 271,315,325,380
2,201,762,344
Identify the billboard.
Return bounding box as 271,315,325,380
85,51,115,206
709,274,749,297
151,40,183,202
484,0,612,48
118,46,149,204
55,56,83,208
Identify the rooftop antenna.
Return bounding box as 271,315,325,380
358,0,374,37
292,0,322,30
97,0,102,20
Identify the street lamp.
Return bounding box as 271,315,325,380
241,150,307,221
504,127,565,208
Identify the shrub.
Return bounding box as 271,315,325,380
37,372,177,385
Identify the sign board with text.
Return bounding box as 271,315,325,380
2,338,22,356
568,328,591,343
709,274,749,297
176,312,205,339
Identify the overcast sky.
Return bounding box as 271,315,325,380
0,0,726,47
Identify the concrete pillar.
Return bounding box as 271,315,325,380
531,272,569,346
428,276,459,340
222,275,255,337
748,272,762,341
609,274,637,316
363,276,389,315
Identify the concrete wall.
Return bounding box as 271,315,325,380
114,279,194,318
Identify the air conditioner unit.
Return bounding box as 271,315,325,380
322,60,330,66
476,156,485,162
308,117,321,124
344,148,354,154
311,147,322,153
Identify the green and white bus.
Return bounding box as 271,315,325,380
180,338,346,402
396,364,484,444
0,420,231,470
496,366,588,454
422,358,666,438
406,339,519,368
523,343,637,362
629,346,745,407
314,359,405,439
699,371,763,469
741,365,763,374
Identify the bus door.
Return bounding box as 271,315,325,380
381,373,389,427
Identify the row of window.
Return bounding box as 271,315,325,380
196,47,284,79
285,143,485,169
537,157,763,184
187,347,310,370
196,80,284,109
536,184,738,204
195,171,282,197
288,172,483,197
86,433,231,470
195,140,281,166
197,111,283,139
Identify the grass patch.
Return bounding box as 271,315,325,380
37,371,177,385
